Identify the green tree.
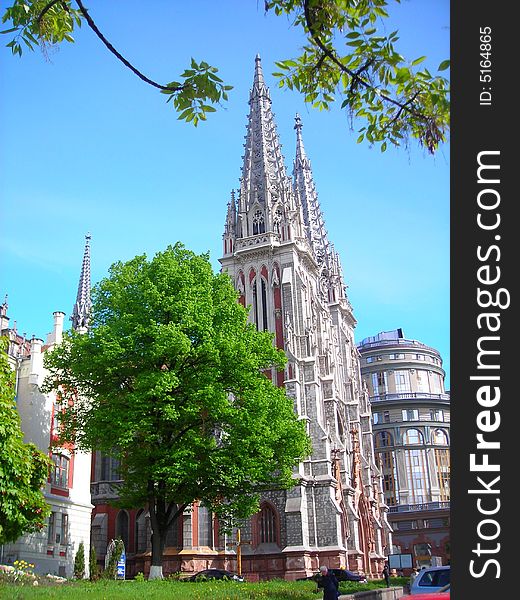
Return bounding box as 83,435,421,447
43,243,311,579
0,337,51,544
1,0,449,152
74,540,86,579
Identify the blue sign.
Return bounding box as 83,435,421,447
116,551,126,580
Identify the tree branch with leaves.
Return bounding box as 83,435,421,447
267,0,449,153
1,0,231,126
2,0,449,151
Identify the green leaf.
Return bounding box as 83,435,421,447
438,60,450,71
395,67,411,82
412,56,426,66
177,108,193,121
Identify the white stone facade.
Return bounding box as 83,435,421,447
1,304,93,578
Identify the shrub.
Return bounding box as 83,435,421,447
74,541,85,579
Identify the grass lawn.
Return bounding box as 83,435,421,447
0,577,406,599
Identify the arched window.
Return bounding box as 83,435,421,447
252,280,259,329
379,450,399,506
432,429,449,445
261,278,268,331
198,504,213,547
258,503,277,544
100,452,120,481
404,428,423,445
434,448,450,501
50,453,70,488
135,509,148,553
404,449,429,503
252,210,265,235
115,510,129,550
164,507,180,549
375,431,393,448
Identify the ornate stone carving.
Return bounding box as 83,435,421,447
218,56,390,576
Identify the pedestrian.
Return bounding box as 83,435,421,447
318,565,340,600
382,562,390,587
409,567,418,591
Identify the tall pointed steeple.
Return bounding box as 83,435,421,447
236,55,303,240
241,55,288,194
293,114,330,264
293,115,348,303
71,233,92,332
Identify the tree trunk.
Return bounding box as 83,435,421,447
147,489,187,580
149,530,166,580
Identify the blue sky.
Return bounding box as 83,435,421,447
0,0,450,387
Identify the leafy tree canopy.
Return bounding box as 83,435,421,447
43,243,311,577
2,0,449,152
0,336,51,545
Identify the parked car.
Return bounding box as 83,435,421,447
297,567,367,584
409,566,450,595
401,583,450,599
329,568,368,583
187,568,245,582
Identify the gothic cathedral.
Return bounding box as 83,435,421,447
219,56,392,578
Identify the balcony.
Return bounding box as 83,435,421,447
90,480,124,501
370,392,450,403
235,232,279,251
388,501,450,513
358,338,433,351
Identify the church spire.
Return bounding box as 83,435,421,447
293,114,330,265
222,190,237,257
237,56,301,239
71,233,92,332
224,190,237,236
292,115,347,302
251,53,269,99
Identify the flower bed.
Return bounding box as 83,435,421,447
0,562,67,586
